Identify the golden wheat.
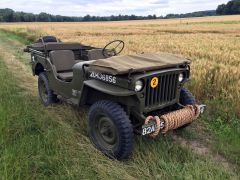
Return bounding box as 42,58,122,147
1,15,240,115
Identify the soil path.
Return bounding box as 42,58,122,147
172,134,236,173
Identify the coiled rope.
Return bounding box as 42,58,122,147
145,105,201,137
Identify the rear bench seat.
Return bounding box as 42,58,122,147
49,50,76,81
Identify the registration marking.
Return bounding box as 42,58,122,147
90,72,117,84
142,121,156,136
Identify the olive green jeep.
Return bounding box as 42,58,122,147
24,36,205,160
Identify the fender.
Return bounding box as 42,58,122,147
83,79,135,97
31,54,48,75
79,79,138,106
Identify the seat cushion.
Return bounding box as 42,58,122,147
88,49,105,60
50,50,75,72
57,72,73,81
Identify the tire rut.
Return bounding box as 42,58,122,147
172,134,237,174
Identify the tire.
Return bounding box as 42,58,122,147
176,88,196,130
180,88,196,106
38,72,58,106
88,100,134,160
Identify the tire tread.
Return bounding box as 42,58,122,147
88,100,134,160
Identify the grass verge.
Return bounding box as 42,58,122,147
0,59,98,179
0,28,41,44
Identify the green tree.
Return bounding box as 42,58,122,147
216,0,240,15
37,12,51,22
0,8,14,22
82,14,91,21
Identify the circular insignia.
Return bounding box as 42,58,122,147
150,77,159,88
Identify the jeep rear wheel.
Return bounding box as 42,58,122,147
88,100,134,160
38,72,58,106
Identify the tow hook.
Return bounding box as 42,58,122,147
198,104,206,114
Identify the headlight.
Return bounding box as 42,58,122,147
135,80,144,92
179,73,184,82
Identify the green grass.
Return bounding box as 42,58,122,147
0,29,239,179
201,99,240,167
0,28,42,43
0,29,32,45
0,59,98,179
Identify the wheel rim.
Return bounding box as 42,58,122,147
95,115,118,149
39,79,48,103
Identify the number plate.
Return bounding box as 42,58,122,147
142,121,156,136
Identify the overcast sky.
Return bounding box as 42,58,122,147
0,0,230,16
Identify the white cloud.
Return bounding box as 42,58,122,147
0,0,230,16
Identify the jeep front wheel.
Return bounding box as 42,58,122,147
88,100,134,160
38,72,58,106
180,88,196,106
176,88,196,130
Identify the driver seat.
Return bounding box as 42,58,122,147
88,49,106,60
50,50,75,81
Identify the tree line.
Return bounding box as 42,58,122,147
0,8,158,22
0,0,239,23
165,10,216,19
216,0,240,15
0,8,217,22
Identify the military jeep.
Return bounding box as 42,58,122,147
24,36,205,160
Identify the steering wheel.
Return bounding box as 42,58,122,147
102,40,125,58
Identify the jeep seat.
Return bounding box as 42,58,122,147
49,50,75,81
57,72,73,81
42,36,59,43
88,49,105,60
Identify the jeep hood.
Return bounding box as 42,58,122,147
89,53,191,75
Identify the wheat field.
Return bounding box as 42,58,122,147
0,15,240,179
1,15,240,116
